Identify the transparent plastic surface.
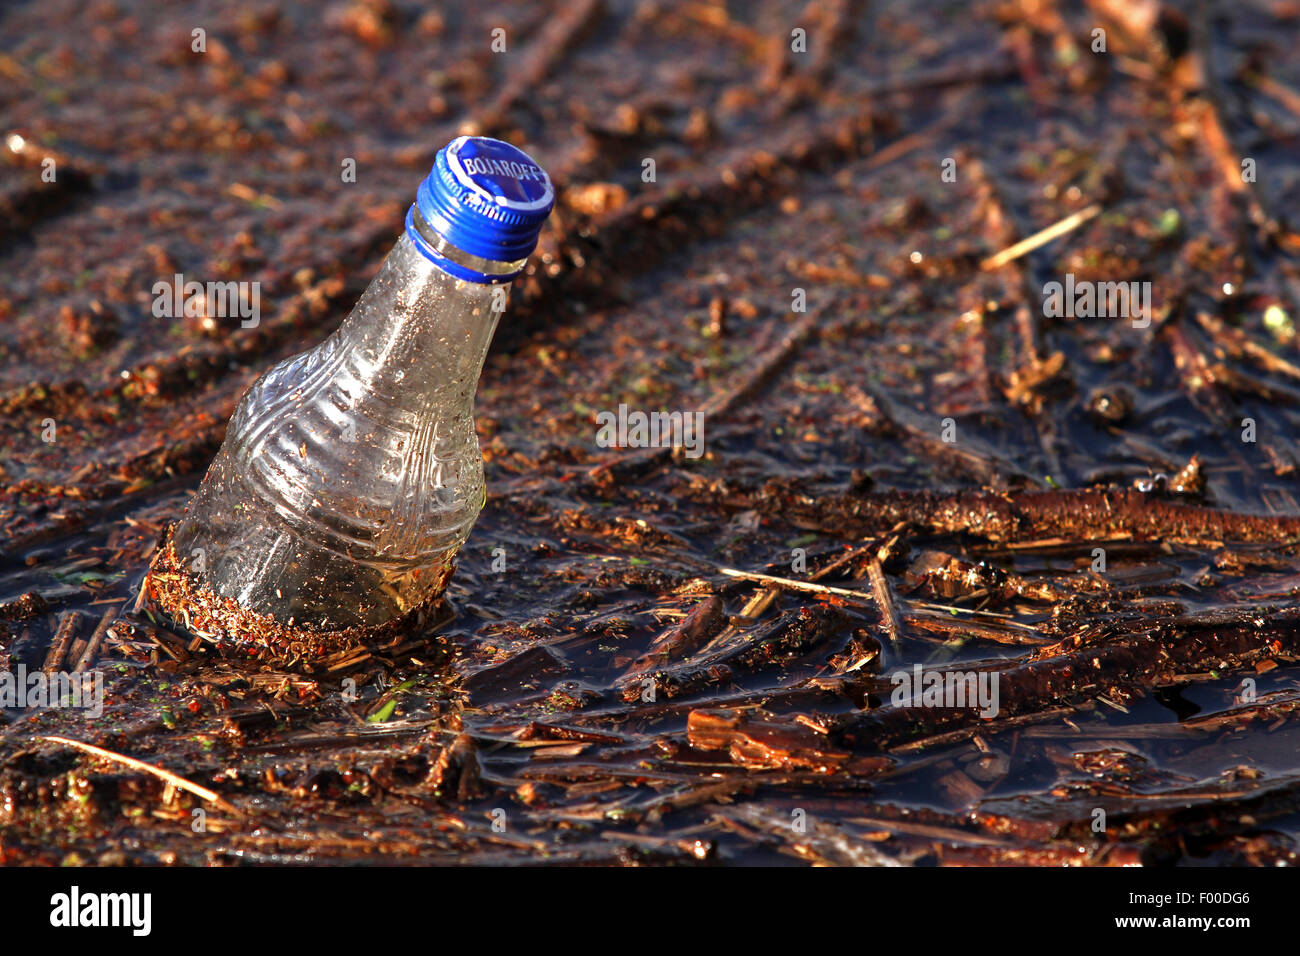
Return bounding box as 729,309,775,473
171,234,506,629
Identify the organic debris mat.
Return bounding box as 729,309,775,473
144,528,456,670
5,0,1300,865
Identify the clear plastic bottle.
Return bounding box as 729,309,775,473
163,136,554,631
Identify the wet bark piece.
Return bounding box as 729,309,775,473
742,485,1300,548
688,708,890,775
425,733,482,801
834,609,1300,751
620,594,725,683
0,593,48,624
41,611,81,673
637,604,850,701
464,646,565,703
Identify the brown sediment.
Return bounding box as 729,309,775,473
144,527,455,671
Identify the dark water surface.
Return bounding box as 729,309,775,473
3,0,1300,864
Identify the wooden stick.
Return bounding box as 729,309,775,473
979,204,1100,271
1196,311,1300,383
43,611,82,674
718,567,873,602
701,305,825,419
74,607,117,673
43,735,243,817
867,559,904,651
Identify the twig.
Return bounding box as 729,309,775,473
843,382,1031,486
74,607,117,673
1163,320,1233,426
866,559,904,651
1195,311,1300,383
701,305,826,419
836,609,1300,751
979,204,1101,271
470,0,606,136
43,611,82,674
718,567,872,603
42,735,244,817
687,585,785,663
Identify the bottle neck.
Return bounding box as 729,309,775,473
332,233,507,414
406,203,529,282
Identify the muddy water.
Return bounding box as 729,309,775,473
4,0,1300,864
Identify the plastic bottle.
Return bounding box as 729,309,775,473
163,136,554,631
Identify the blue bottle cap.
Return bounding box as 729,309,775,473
408,135,555,283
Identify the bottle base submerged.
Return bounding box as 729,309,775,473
144,526,457,670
